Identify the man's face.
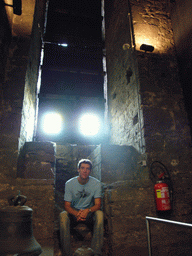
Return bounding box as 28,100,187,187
78,163,91,180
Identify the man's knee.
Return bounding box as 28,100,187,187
60,211,69,225
94,210,104,225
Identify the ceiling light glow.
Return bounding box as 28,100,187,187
42,112,62,134
79,113,100,136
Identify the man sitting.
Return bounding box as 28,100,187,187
60,159,104,256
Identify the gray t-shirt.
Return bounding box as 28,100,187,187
64,176,102,210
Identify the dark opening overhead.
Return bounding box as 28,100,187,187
45,0,102,44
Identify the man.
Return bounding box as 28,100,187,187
60,159,104,256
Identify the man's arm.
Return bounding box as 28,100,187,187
64,201,80,219
90,198,101,212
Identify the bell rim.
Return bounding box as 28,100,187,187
1,205,32,212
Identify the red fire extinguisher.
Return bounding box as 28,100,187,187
154,180,171,211
150,161,173,214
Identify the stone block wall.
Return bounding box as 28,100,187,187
17,141,56,179
104,0,192,254
105,0,145,152
170,0,192,129
0,0,54,251
104,180,192,256
0,3,11,83
130,0,192,218
0,0,46,176
0,35,31,178
105,0,192,210
104,181,154,256
105,0,190,158
89,144,146,183
19,0,47,150
89,144,192,255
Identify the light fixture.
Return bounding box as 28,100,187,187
79,113,100,136
44,41,68,47
58,43,68,47
140,44,154,52
41,112,63,135
4,0,22,15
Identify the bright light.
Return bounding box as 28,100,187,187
79,114,100,136
58,43,68,47
42,112,62,134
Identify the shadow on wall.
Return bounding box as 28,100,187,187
0,0,12,82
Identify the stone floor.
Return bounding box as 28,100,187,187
6,246,53,256
41,245,54,256
50,214,192,256
43,239,192,256
4,246,54,256
54,226,110,256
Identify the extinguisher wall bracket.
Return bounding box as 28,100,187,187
150,161,174,211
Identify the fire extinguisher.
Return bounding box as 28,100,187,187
150,161,173,215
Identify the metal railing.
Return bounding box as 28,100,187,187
146,216,192,256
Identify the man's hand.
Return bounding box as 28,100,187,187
76,210,83,221
76,209,89,221
65,198,101,222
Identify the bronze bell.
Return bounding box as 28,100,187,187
0,194,42,255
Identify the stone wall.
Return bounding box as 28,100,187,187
88,144,192,255
0,4,31,178
104,0,192,255
130,0,192,217
104,179,192,256
0,35,31,178
89,144,146,183
0,0,46,176
0,3,11,83
17,141,56,179
170,0,192,129
0,0,52,251
105,0,145,152
105,0,192,214
19,0,47,150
